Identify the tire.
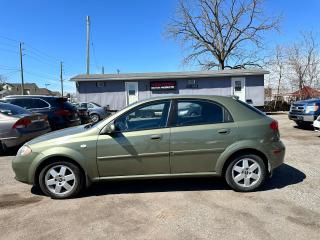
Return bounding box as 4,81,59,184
90,113,100,123
295,121,312,129
225,154,266,192
0,141,4,155
39,161,84,199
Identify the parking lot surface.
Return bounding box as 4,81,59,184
0,114,319,240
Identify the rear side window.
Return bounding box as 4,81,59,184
8,99,33,109
31,99,49,108
175,100,232,126
0,103,31,116
236,100,265,116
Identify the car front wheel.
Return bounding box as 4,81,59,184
39,161,84,199
90,113,100,123
225,154,266,192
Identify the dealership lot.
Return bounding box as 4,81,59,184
0,114,319,240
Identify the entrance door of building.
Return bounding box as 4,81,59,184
231,77,246,102
125,82,139,106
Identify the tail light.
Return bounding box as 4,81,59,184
54,109,72,116
269,120,279,131
12,117,32,129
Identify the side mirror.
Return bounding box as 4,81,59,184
103,123,116,134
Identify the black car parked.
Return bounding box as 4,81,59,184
2,95,81,130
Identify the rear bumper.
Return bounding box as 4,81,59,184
265,140,286,172
288,113,316,122
51,119,81,130
1,128,51,148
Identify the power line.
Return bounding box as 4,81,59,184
0,47,19,54
0,35,20,43
24,70,60,81
0,41,18,49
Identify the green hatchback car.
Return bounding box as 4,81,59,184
12,96,285,199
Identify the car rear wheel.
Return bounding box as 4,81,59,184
39,161,84,199
90,113,100,123
225,154,266,192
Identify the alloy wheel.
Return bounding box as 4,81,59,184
44,165,76,196
231,158,261,188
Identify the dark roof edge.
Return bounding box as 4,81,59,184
70,69,269,82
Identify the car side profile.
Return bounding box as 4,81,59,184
75,102,109,123
12,95,285,199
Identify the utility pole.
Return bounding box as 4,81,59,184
86,16,90,75
19,42,25,95
60,61,64,97
102,66,104,74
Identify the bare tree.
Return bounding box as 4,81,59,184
166,0,280,70
267,45,291,108
287,31,320,89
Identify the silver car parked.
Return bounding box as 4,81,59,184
75,102,108,123
0,103,51,154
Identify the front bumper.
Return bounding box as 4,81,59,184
313,120,320,131
288,113,316,122
12,151,42,185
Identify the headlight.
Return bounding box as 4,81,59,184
17,146,32,156
305,105,319,113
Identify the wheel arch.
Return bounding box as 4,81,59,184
33,156,88,188
220,148,269,177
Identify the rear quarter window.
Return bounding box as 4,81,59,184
236,100,265,116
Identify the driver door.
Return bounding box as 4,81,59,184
96,100,171,177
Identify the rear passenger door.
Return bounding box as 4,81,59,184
169,99,238,173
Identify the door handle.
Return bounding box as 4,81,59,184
150,134,162,140
218,129,231,134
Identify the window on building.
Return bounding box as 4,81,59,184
186,79,198,89
234,81,242,92
96,82,105,88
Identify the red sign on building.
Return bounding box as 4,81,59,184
150,81,176,90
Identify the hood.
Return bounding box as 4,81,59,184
294,99,320,105
26,125,86,145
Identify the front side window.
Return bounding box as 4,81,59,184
115,101,170,132
175,100,229,126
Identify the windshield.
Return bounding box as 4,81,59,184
0,103,31,116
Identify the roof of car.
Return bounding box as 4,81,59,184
131,95,237,105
